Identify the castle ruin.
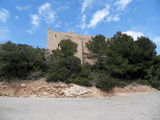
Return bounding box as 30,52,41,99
47,28,95,64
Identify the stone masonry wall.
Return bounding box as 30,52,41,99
47,28,94,64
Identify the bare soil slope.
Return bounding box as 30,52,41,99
0,78,158,98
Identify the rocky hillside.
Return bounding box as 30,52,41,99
0,78,158,98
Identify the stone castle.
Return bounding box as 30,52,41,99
47,28,94,64
47,28,109,64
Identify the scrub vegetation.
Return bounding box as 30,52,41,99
0,32,160,91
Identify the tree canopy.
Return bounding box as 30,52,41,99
52,39,78,59
86,32,160,90
1,32,160,91
86,34,108,69
0,41,46,79
47,39,81,82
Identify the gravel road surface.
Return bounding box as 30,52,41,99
0,92,160,120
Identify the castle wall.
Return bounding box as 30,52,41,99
47,28,94,64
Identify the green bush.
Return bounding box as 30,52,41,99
96,74,126,91
79,63,91,77
71,63,93,87
149,79,160,90
47,63,70,82
73,76,92,87
47,56,81,82
134,79,150,85
145,65,160,90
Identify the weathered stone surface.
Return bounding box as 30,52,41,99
63,85,92,97
47,28,109,64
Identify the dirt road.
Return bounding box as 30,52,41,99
0,92,160,120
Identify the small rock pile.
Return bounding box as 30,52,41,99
0,78,102,98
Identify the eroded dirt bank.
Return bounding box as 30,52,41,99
0,78,158,98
